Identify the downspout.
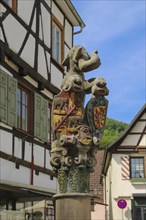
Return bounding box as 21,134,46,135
73,23,84,35
64,0,85,35
102,174,107,220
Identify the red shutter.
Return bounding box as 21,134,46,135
121,156,130,180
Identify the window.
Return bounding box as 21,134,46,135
52,16,64,64
130,157,144,178
0,70,49,142
132,196,146,220
17,86,29,132
3,0,17,13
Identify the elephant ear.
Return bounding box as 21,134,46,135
62,46,83,71
72,46,83,63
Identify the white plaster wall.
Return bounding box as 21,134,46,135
130,121,145,132
25,141,32,162
0,130,12,155
141,112,146,120
0,4,6,41
20,35,35,67
121,135,140,146
139,134,146,146
45,149,52,170
64,44,71,61
65,20,72,47
33,172,56,191
33,144,44,167
0,159,30,184
37,45,48,79
52,2,64,25
14,137,22,159
0,3,6,13
111,154,146,198
91,204,105,220
0,27,4,42
41,4,51,48
51,64,63,89
17,0,35,27
3,14,27,53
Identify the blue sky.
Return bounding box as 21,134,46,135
72,0,146,124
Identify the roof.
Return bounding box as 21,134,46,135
54,0,86,28
101,103,146,178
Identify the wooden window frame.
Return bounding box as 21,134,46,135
17,84,32,134
130,157,145,179
3,0,17,13
52,15,64,65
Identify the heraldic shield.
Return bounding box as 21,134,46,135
84,95,108,145
94,106,107,129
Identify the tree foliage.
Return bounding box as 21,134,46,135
99,118,128,149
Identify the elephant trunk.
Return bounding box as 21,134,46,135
78,50,101,72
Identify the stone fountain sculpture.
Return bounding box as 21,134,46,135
50,45,109,220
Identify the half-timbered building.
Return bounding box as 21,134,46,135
101,104,146,220
0,0,85,219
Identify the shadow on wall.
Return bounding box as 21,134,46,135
125,207,131,220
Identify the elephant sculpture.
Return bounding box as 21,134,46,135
51,45,109,172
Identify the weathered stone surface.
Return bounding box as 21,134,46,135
55,194,91,220
50,45,109,220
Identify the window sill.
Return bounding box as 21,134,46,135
130,178,146,184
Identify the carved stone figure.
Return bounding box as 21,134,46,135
50,45,109,194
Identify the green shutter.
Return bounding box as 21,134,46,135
34,93,48,142
0,69,8,123
34,93,42,140
7,75,17,127
41,98,48,142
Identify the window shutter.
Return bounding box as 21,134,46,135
7,75,17,127
34,93,42,140
0,69,8,123
34,93,48,142
121,156,130,180
41,98,48,142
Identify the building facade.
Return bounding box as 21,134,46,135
101,104,146,220
0,0,85,219
90,150,106,220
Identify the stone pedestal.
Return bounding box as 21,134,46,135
54,193,91,220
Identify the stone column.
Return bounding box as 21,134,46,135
55,194,91,220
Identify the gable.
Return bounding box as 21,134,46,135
101,104,146,177
111,104,146,152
